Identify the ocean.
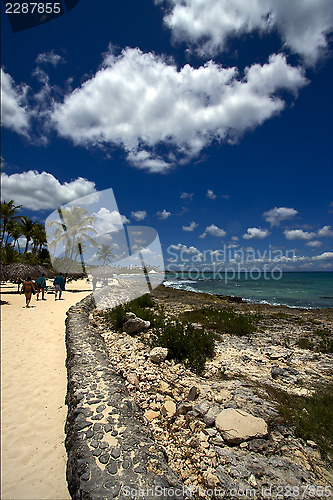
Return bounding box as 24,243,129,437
163,272,333,309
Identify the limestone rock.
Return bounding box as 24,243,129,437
204,406,222,427
150,347,168,364
215,409,268,445
126,372,139,388
144,409,160,421
203,471,220,487
123,315,150,334
161,400,176,418
193,400,211,416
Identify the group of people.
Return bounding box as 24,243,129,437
20,273,66,308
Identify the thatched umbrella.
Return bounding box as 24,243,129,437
0,264,9,281
3,263,55,282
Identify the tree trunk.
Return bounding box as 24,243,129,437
24,237,30,254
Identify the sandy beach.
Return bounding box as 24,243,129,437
1,278,92,500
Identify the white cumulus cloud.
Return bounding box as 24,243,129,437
157,209,171,219
131,210,147,221
94,207,129,235
243,227,270,239
284,229,316,240
1,69,30,135
182,221,198,232
51,48,307,172
1,170,97,211
312,252,333,261
306,240,322,248
317,225,333,237
205,224,226,237
157,0,333,64
263,206,298,227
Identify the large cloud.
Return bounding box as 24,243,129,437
1,69,30,135
284,226,333,240
51,48,307,172
157,0,333,64
263,206,298,227
284,229,316,240
1,170,97,211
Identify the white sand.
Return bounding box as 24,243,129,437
1,279,92,500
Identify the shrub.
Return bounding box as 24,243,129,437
264,382,333,461
314,328,333,354
102,294,163,331
297,328,333,354
180,306,257,336
151,321,216,373
297,337,315,351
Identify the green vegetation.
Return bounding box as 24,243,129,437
264,382,333,461
102,301,259,373
179,306,258,336
272,312,292,321
297,328,333,354
101,295,217,373
151,321,216,374
101,294,164,332
0,200,51,266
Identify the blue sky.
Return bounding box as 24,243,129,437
1,0,333,271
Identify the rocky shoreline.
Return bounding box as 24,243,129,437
92,284,333,499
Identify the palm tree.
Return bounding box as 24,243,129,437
47,224,64,258
4,219,15,246
20,216,38,255
10,223,22,252
0,200,22,246
32,223,47,253
47,205,98,264
96,244,114,265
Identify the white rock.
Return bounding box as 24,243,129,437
215,408,268,445
150,347,168,364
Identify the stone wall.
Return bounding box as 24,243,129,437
65,294,186,499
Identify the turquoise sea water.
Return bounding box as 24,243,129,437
163,272,333,309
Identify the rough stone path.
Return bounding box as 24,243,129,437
65,294,186,499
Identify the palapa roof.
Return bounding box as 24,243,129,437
2,263,55,282
0,264,9,281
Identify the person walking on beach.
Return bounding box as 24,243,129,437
36,273,47,301
20,276,36,308
54,273,65,301
92,276,98,292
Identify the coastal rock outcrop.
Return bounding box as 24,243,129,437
71,282,333,498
